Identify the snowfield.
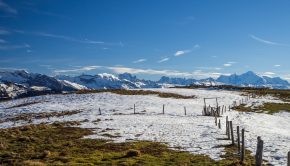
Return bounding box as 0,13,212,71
0,88,290,165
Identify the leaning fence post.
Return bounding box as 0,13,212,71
230,121,234,145
163,104,165,114
241,129,245,164
237,126,240,152
184,106,187,116
255,136,263,166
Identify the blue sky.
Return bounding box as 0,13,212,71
1,0,290,80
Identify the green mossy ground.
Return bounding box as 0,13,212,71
233,103,290,114
244,89,290,102
0,122,258,166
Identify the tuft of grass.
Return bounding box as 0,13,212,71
75,89,196,99
0,122,258,166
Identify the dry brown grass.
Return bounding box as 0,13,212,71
75,89,196,99
0,110,82,124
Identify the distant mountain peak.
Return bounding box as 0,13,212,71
244,71,256,75
217,71,289,89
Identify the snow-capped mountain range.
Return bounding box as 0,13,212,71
0,70,289,99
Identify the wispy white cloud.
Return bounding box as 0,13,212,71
250,34,289,46
158,57,170,63
107,66,193,77
107,67,229,79
34,32,104,44
196,67,222,70
0,0,17,14
0,67,27,72
39,64,54,70
223,63,232,67
0,38,6,43
174,50,191,56
0,29,10,35
54,65,228,79
176,16,195,26
279,74,290,82
14,30,122,46
26,8,71,20
119,41,124,47
133,59,146,63
262,72,276,77
274,64,281,67
223,61,236,67
174,44,200,56
54,66,101,73
0,44,30,50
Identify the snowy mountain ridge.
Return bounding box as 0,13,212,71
0,70,289,99
216,71,290,89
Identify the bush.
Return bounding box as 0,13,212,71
125,149,141,157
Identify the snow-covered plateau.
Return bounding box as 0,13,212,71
0,88,289,165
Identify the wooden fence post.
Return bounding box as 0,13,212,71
229,105,231,111
227,121,230,140
163,104,165,114
237,126,240,152
255,136,264,166
218,119,221,129
99,108,102,115
216,97,218,109
288,151,290,166
134,104,136,114
215,116,217,126
226,116,229,136
241,129,245,164
230,121,234,145
184,106,187,116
